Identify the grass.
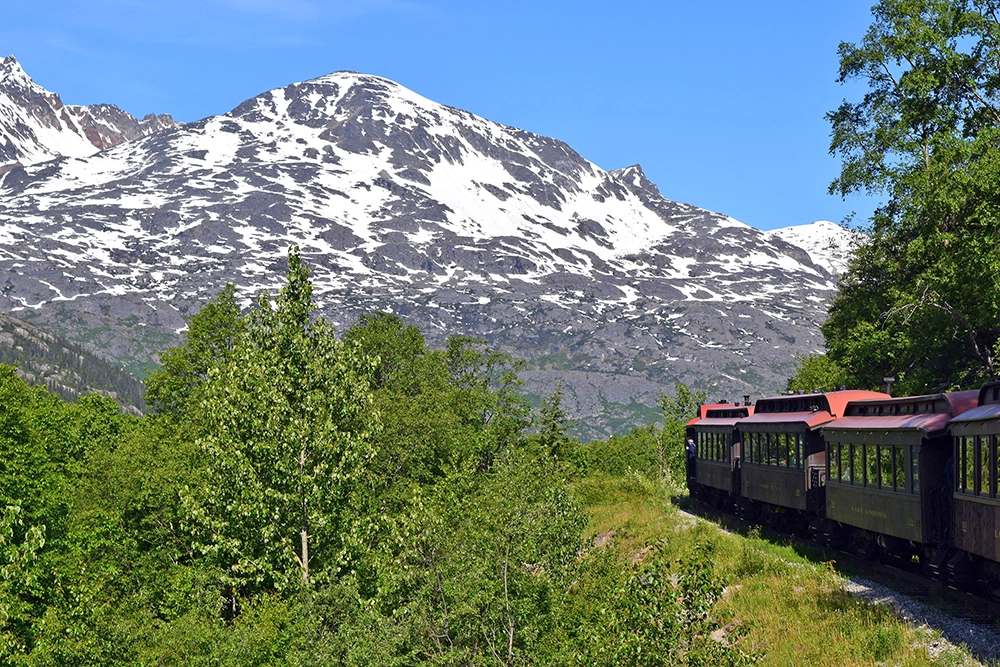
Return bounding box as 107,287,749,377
576,472,986,667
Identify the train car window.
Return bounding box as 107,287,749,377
893,446,905,491
753,432,760,464
865,444,878,487
911,445,919,493
879,445,893,489
964,436,975,494
770,433,779,466
993,435,1000,497
853,443,863,485
778,433,788,467
980,435,991,497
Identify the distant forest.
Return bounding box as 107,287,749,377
0,314,146,411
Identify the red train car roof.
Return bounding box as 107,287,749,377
687,403,753,427
950,382,1000,426
824,391,978,436
742,390,889,427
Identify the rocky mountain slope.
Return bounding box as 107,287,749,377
0,61,855,436
0,55,178,172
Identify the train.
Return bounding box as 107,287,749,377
685,382,1000,595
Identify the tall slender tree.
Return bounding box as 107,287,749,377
185,249,378,600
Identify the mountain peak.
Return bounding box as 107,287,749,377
610,164,661,197
0,54,180,168
0,54,35,88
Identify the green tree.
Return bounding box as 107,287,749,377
825,0,1000,393
445,336,531,471
186,249,378,601
535,381,577,461
146,283,245,415
786,353,850,393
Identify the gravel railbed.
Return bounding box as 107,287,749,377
843,576,1000,665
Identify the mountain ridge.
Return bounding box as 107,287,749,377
0,61,855,435
0,55,179,172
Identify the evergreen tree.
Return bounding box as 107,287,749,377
536,381,577,460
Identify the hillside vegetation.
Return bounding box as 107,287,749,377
0,313,145,411
0,248,981,666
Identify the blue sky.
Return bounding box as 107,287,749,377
1,1,879,231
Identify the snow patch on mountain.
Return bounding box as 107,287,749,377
768,220,859,276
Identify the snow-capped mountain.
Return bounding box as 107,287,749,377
0,62,856,434
0,55,178,171
768,220,858,276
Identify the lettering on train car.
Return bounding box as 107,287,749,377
850,505,888,519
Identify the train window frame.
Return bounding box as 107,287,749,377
865,443,878,487
963,436,974,494
911,445,919,493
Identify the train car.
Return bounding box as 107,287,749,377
818,391,978,563
685,402,753,509
736,390,888,531
947,380,1000,588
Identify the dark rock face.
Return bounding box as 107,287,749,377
0,65,850,436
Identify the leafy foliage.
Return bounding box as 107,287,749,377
146,282,245,416
786,354,850,393
825,0,1000,393
0,251,746,665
